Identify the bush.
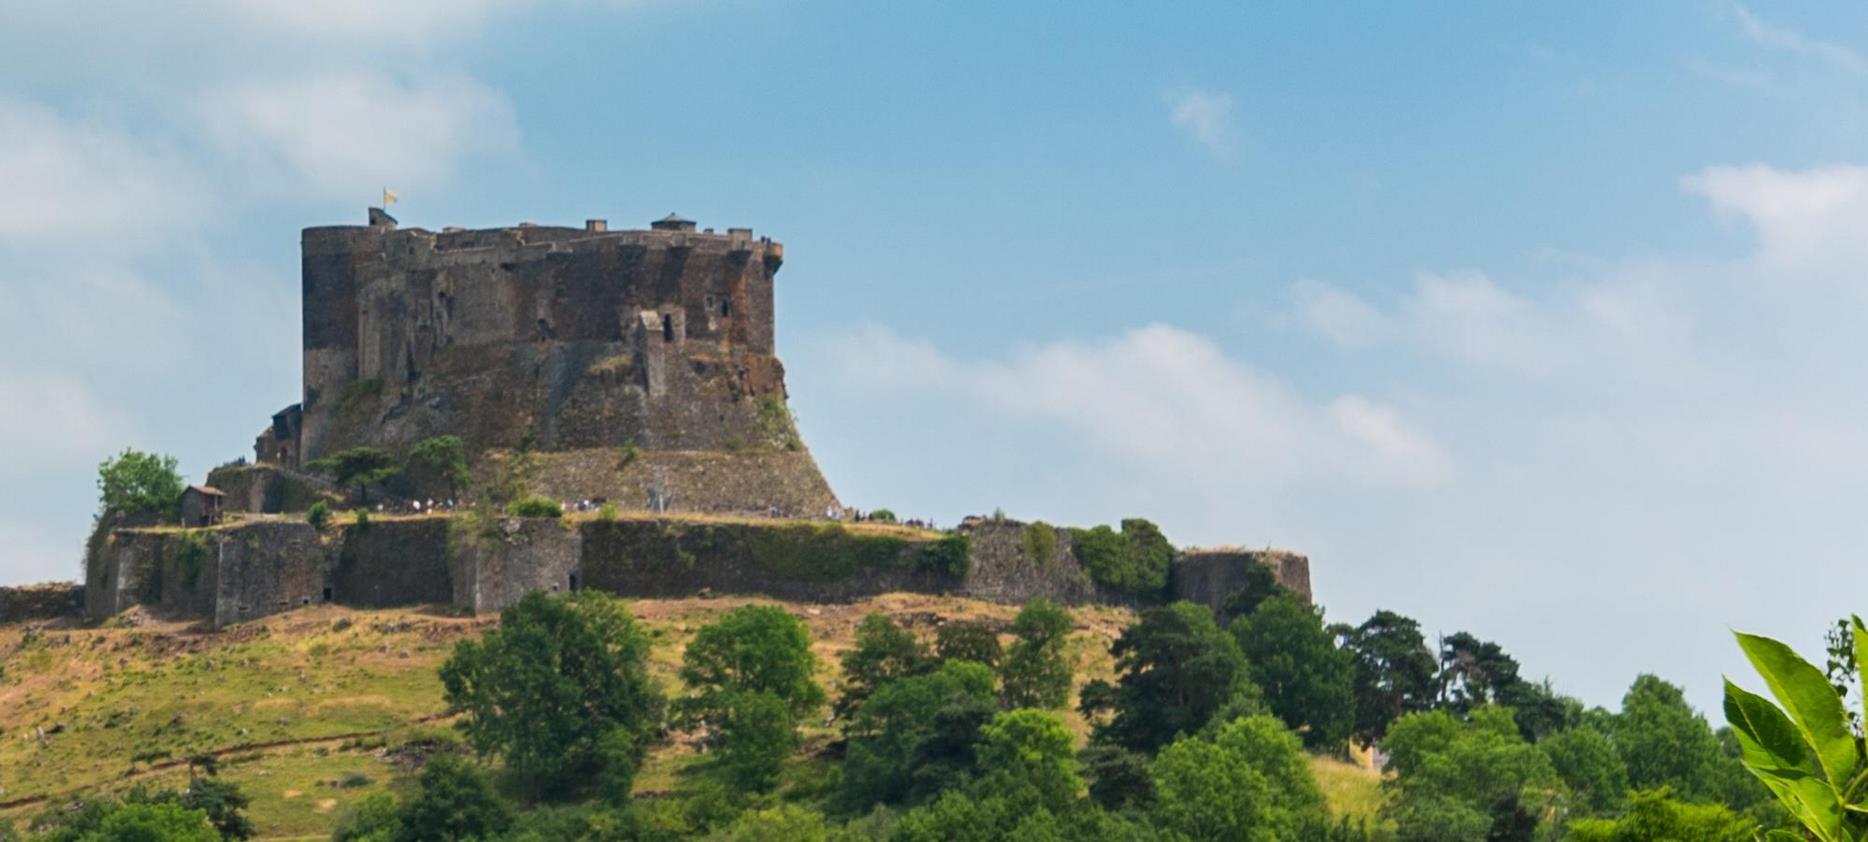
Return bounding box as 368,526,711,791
869,508,897,523
1069,518,1173,599
353,508,370,530
507,496,564,518
596,501,619,521
307,500,330,530
1021,521,1057,566
916,534,970,577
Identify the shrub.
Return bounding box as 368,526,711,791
936,621,1002,668
745,523,909,580
507,496,564,518
307,501,330,530
869,508,897,523
596,500,619,521
96,448,185,521
1021,521,1057,567
1070,518,1174,599
353,508,370,530
916,534,970,577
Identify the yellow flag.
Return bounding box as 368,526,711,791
382,188,399,206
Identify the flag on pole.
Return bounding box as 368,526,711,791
382,188,399,206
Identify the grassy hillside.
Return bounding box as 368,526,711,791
0,595,1384,839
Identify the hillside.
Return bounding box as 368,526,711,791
2,595,1384,839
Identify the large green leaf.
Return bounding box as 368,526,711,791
1727,679,1845,840
1737,630,1861,787
1853,615,1868,725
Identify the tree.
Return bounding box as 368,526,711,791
1538,724,1628,816
332,792,399,842
837,612,933,720
1070,518,1174,598
1080,742,1154,810
711,690,798,793
80,802,218,842
393,756,513,842
1149,715,1329,842
973,709,1082,811
405,435,472,499
840,660,999,810
438,591,664,796
309,446,399,504
1000,599,1074,710
1565,788,1753,842
935,621,1002,668
679,604,825,726
1232,593,1354,748
716,804,830,842
1613,674,1724,800
1381,707,1564,842
1081,602,1251,754
1437,631,1525,713
95,449,184,521
1338,609,1439,745
153,778,254,841
1217,562,1289,625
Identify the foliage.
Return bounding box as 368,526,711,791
1080,742,1154,810
1081,601,1251,754
1724,617,1868,841
1436,631,1526,714
744,523,912,581
1069,518,1173,599
506,496,564,518
999,599,1074,710
756,396,801,450
715,804,830,842
1021,522,1057,567
1216,561,1289,625
307,500,330,530
681,605,824,726
79,802,219,842
392,755,513,842
1381,707,1563,842
1232,593,1354,748
405,435,473,498
915,534,970,577
1538,724,1628,816
1148,715,1329,842
934,621,1002,668
1338,609,1440,745
1827,617,1864,737
29,782,246,842
1564,788,1754,842
353,507,370,529
438,591,664,797
336,377,384,412
95,448,184,520
152,778,254,841
711,690,798,793
837,613,934,720
309,446,400,504
1614,673,1726,801
972,709,1082,811
840,660,999,810
868,508,897,523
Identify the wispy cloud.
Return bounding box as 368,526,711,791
1166,89,1236,161
1726,2,1867,74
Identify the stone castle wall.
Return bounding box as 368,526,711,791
80,515,1311,629
0,583,85,623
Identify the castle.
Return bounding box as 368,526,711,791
9,210,1313,627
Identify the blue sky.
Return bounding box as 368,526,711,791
4,1,1868,714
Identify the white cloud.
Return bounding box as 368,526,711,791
1293,279,1390,349
1683,163,1868,268
1166,89,1236,160
1726,2,1867,75
828,323,1450,489
0,99,208,249
194,71,519,200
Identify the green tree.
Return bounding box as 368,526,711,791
716,804,830,842
1149,715,1329,842
712,690,798,793
81,802,218,842
1538,724,1629,816
840,660,999,810
393,756,513,842
309,446,399,504
1080,742,1155,810
973,709,1082,811
837,612,933,720
1070,518,1174,598
405,435,472,499
331,791,400,842
438,591,664,796
150,778,254,841
935,621,1002,668
1613,674,1724,800
95,449,184,521
680,604,825,726
1081,602,1251,754
1232,593,1354,749
1381,707,1564,842
1338,609,1439,745
1565,788,1753,842
1000,599,1074,710
1437,631,1525,713
1217,561,1289,625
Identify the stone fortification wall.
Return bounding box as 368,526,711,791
83,515,1314,629
205,464,341,514
1171,547,1313,610
0,583,84,623
491,449,839,517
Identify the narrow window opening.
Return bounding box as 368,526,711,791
661,314,674,341
569,573,581,592
721,300,731,317
322,586,334,603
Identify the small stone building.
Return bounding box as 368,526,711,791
180,486,225,527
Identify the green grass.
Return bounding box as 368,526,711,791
1310,753,1390,829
